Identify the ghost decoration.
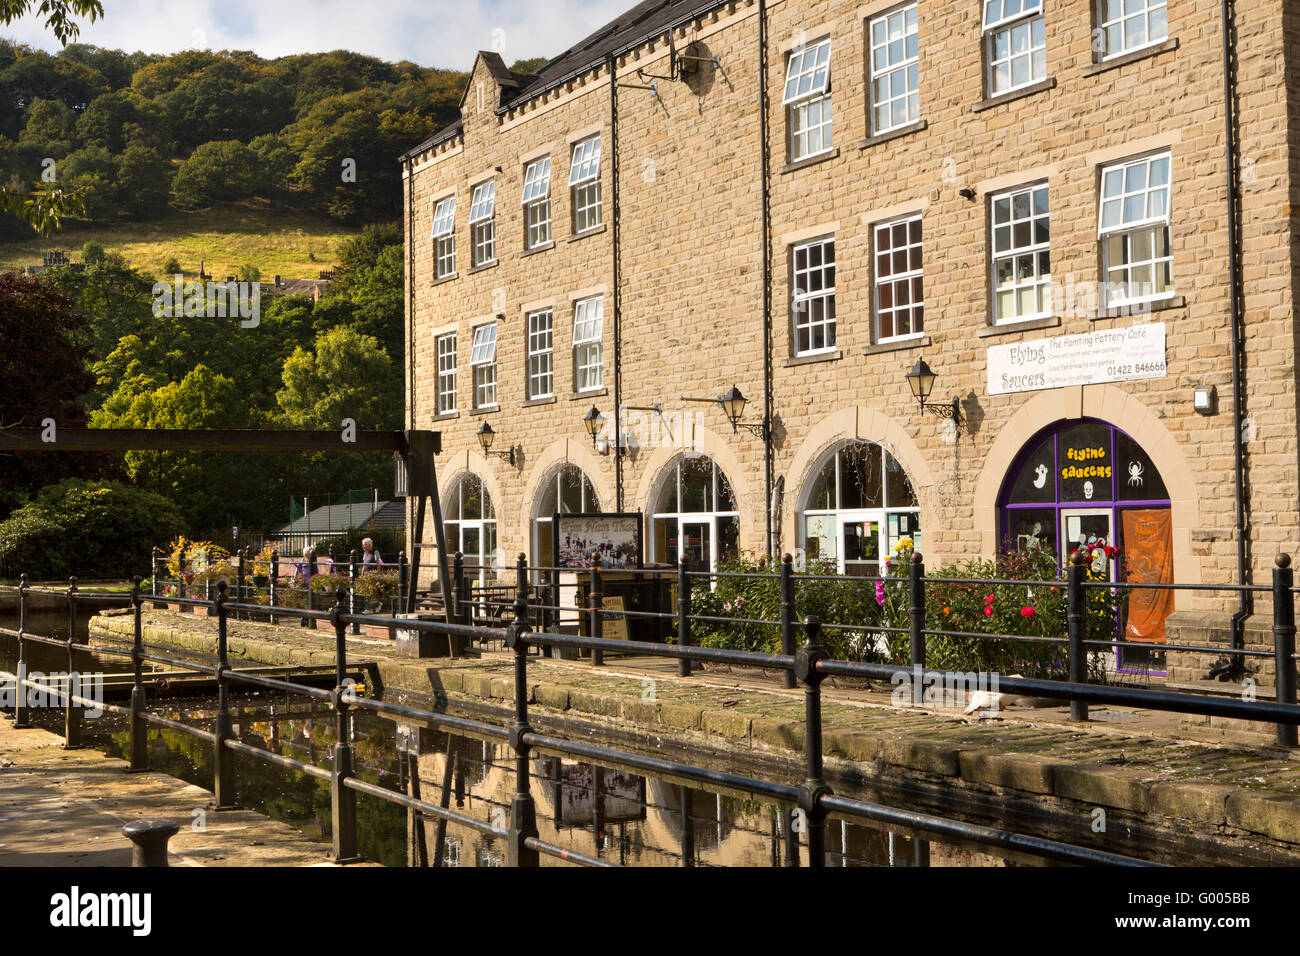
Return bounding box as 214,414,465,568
1083,480,1094,500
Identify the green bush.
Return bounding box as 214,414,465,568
687,542,1122,679
0,479,186,581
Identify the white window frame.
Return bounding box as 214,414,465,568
868,3,919,135
791,237,836,356
435,332,457,414
1098,0,1168,61
569,136,602,233
573,296,604,393
983,0,1046,96
469,180,496,267
990,182,1052,324
783,38,833,162
873,214,924,342
470,323,498,409
432,196,456,278
527,308,554,400
522,157,551,249
1098,152,1173,309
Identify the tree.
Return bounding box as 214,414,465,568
170,138,259,209
57,142,117,218
276,326,398,430
0,1,104,44
17,96,74,151
114,143,169,217
80,238,103,262
0,272,111,515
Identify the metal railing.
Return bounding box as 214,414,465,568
2,551,1300,867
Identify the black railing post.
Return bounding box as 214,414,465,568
908,552,926,669
268,549,280,625
677,556,692,678
129,576,147,772
397,552,409,620
590,558,604,667
794,615,831,867
349,549,360,635
1067,551,1089,722
780,553,796,689
64,576,81,749
331,586,361,862
214,581,238,810
506,554,540,867
1272,554,1298,747
453,552,469,625
14,574,30,729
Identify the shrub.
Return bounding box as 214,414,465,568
160,255,182,275
81,241,106,264
0,480,186,581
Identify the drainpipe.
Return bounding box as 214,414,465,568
759,0,775,559
405,154,418,560
1212,0,1251,678
608,54,624,511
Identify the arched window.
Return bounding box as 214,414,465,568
799,441,919,576
650,455,740,571
532,464,600,569
999,418,1172,670
444,474,497,584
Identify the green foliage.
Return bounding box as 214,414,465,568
237,261,260,282
113,144,170,218
0,1,104,45
170,139,260,210
276,325,398,429
689,543,1123,679
160,254,180,274
80,238,104,262
0,478,183,581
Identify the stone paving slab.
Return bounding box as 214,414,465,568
0,719,364,867
87,610,1300,852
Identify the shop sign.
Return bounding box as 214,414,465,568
987,323,1166,395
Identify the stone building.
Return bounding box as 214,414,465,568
400,0,1299,680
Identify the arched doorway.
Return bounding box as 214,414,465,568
998,418,1173,670
531,463,601,569
444,473,497,585
649,455,740,572
798,440,920,576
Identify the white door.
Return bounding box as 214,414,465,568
836,512,883,577
1060,508,1113,578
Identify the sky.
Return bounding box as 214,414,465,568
3,0,633,69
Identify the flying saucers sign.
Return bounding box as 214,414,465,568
987,323,1167,395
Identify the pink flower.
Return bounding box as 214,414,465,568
1020,606,1035,618
874,581,886,607
983,605,993,617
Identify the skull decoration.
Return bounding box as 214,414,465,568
1083,480,1094,500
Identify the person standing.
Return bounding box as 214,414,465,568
361,537,384,568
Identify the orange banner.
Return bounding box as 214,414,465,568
1122,508,1174,644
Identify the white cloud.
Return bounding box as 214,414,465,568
3,0,633,69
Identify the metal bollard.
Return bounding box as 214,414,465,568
780,554,796,690
794,615,831,868
1272,554,1298,747
506,554,539,866
330,587,361,863
1067,551,1089,722
129,577,147,771
589,559,604,667
908,552,926,669
14,574,31,729
678,557,692,678
122,819,179,867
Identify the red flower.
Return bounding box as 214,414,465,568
1020,606,1035,618
1104,545,1118,558
983,605,994,617
984,593,995,604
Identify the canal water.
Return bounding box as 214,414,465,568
0,603,1025,867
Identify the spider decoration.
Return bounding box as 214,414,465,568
1127,460,1144,487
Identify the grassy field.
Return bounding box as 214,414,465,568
0,201,360,279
